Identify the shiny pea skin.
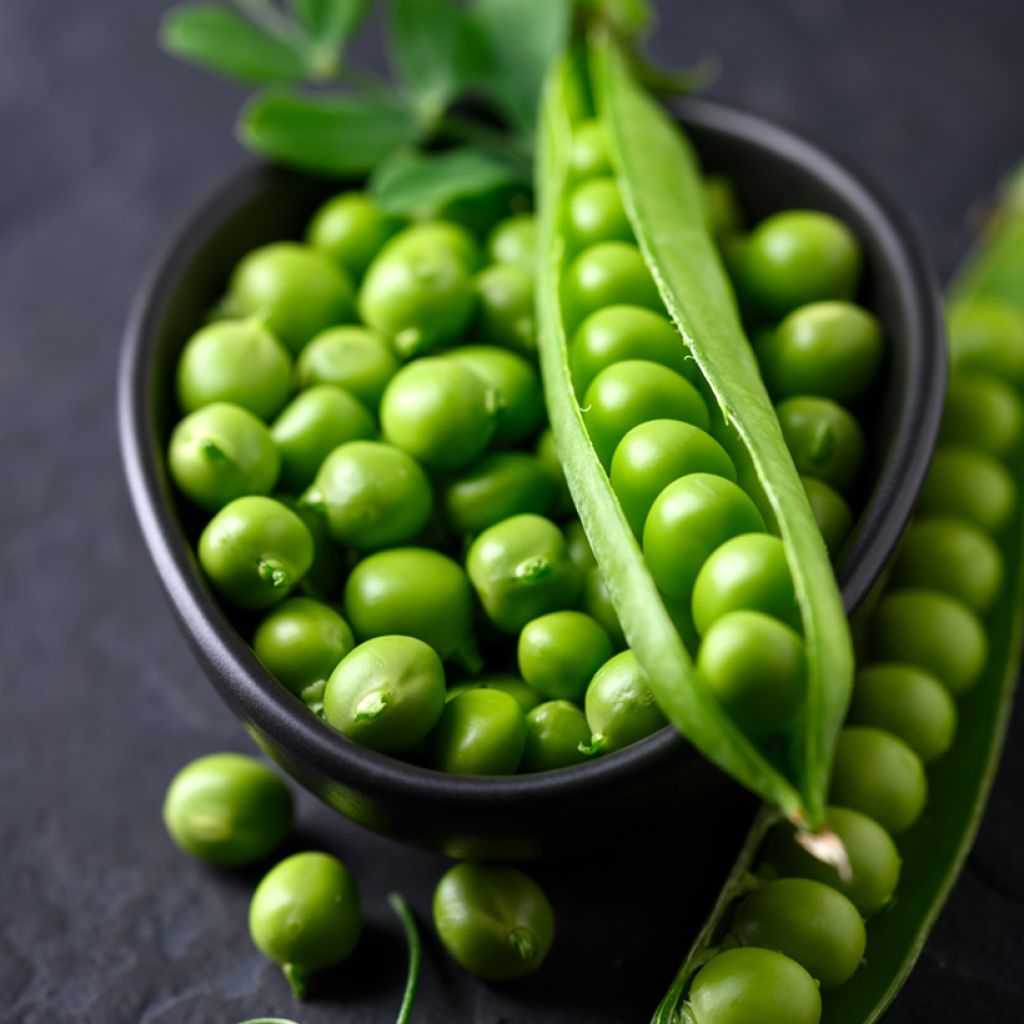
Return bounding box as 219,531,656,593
869,588,988,696
446,674,542,713
381,357,498,469
829,726,928,834
517,610,613,702
731,878,866,990
474,263,537,356
270,385,375,492
947,299,1024,387
698,610,807,738
759,301,884,403
253,596,355,700
466,514,581,633
385,220,483,271
432,863,555,979
849,663,958,763
344,548,474,663
581,567,626,649
890,516,1005,614
569,119,613,182
226,242,356,355
584,650,666,754
249,851,362,999
688,947,822,1024
776,395,865,492
583,359,711,467
295,325,399,412
487,213,537,270
918,445,1017,534
278,497,344,600
564,241,662,326
305,191,402,279
168,402,280,512
939,370,1024,457
611,418,737,536
643,473,765,601
802,475,854,555
692,533,800,636
522,700,592,771
567,176,632,248
303,441,433,551
323,635,446,753
443,452,554,536
176,319,292,420
428,689,527,774
162,753,293,867
762,806,901,917
199,496,313,609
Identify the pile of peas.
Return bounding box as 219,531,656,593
671,300,1024,1024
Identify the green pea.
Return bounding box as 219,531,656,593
199,496,313,609
702,174,744,239
517,611,613,702
226,242,355,355
249,851,362,999
581,567,626,649
253,597,355,707
474,263,536,357
176,319,291,419
270,385,375,492
777,395,865,492
567,176,632,249
446,674,542,713
643,473,765,601
830,726,928,834
584,650,666,754
731,878,866,990
759,301,884,403
869,588,988,695
305,191,402,279
381,357,498,468
565,242,662,326
358,239,476,359
522,700,591,772
428,689,528,774
385,220,482,271
467,514,581,633
610,419,737,536
448,345,543,447
802,475,854,555
294,326,399,412
162,753,293,867
536,428,574,518
443,452,553,536
488,213,537,270
344,548,474,663
570,119,613,182
849,663,957,763
570,305,699,397
433,863,555,979
762,806,901,917
890,516,1004,614
584,360,711,467
168,402,280,512
741,209,862,317
303,441,433,551
940,370,1024,457
948,299,1024,386
692,533,799,636
323,635,446,754
564,519,597,573
918,444,1017,534
277,497,344,600
698,610,806,737
688,947,822,1024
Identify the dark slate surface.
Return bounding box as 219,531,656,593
3,1,1024,1021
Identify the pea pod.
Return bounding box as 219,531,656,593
652,163,1024,1024
537,39,853,830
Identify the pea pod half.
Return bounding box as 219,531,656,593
537,38,853,831
652,163,1024,1024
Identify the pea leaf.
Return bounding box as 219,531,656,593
287,0,370,48
369,145,528,216
389,0,484,118
160,4,310,84
469,0,572,135
239,90,424,176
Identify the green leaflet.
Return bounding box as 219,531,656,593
287,0,370,50
651,166,1024,1024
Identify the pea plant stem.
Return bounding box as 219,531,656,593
388,892,422,1024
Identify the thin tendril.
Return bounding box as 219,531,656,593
388,892,422,1024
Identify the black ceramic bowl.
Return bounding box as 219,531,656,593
119,97,946,859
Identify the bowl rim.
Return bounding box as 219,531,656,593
118,94,946,813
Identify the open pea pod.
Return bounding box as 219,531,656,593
536,40,852,830
651,164,1024,1024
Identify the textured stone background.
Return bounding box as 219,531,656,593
3,0,1024,1021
